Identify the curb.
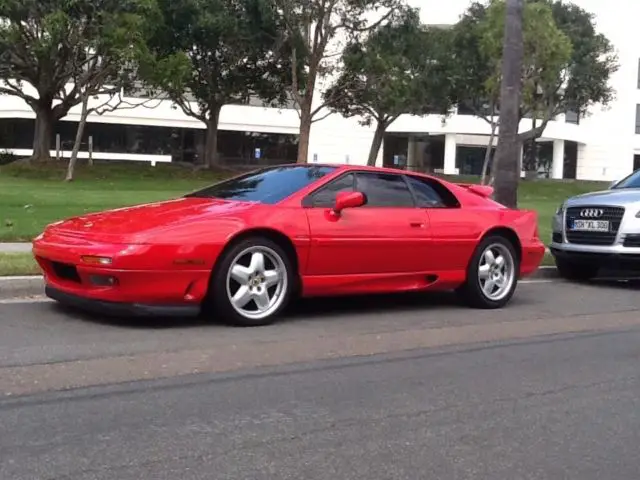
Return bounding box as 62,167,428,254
531,266,558,279
0,275,44,300
0,267,561,301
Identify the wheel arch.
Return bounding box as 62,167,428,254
212,227,302,293
480,226,522,266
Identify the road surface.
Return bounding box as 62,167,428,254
1,278,640,479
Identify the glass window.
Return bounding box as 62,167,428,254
405,176,446,207
186,165,336,204
355,172,414,207
612,168,640,189
311,173,355,207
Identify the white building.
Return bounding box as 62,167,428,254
0,0,638,181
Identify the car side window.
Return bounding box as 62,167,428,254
310,173,355,207
355,172,415,207
405,176,460,208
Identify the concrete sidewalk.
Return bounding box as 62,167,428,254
0,243,31,253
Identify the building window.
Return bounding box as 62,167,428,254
636,105,640,134
565,110,579,124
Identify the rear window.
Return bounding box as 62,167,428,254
186,166,336,204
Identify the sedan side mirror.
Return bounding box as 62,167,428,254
332,191,366,216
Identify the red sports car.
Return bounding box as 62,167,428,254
32,164,545,326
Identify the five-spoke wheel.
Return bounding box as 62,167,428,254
477,243,516,302
208,237,293,326
458,235,519,309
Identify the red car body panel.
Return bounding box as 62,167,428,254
32,165,545,313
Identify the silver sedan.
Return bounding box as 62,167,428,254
550,169,640,280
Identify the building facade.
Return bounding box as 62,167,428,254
0,0,638,180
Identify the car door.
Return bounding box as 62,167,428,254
404,175,481,271
304,171,432,276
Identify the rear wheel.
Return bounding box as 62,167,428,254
459,235,519,309
208,237,293,326
555,257,599,281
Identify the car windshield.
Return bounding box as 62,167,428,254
612,169,640,189
185,165,337,204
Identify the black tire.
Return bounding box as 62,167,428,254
207,237,294,327
554,257,598,281
458,235,520,309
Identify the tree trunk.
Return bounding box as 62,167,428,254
65,93,90,182
492,0,524,209
481,121,497,185
367,121,386,167
32,106,55,162
203,105,222,169
296,99,313,164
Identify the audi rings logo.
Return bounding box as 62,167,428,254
579,208,604,218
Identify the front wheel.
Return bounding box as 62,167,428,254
458,236,520,309
208,237,294,326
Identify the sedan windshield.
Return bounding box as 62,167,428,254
186,165,337,204
613,169,640,189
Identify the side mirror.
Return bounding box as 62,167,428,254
333,191,366,215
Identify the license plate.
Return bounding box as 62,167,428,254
571,219,609,232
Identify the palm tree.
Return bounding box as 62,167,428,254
493,0,524,208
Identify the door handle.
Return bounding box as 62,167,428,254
409,222,424,228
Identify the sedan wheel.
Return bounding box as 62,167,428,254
459,235,519,309
209,238,293,326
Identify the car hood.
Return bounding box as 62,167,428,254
48,197,256,243
567,188,640,207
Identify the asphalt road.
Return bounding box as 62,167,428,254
1,278,640,478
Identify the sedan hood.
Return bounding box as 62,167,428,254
49,197,255,243
568,188,640,206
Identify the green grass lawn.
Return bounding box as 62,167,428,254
0,161,607,244
0,253,41,276
0,161,225,242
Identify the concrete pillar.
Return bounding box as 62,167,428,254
444,133,457,174
552,139,564,179
407,136,416,170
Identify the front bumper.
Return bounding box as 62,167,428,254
46,286,201,317
549,245,640,270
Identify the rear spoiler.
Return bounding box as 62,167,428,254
456,183,494,198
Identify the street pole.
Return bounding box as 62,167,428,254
493,0,524,208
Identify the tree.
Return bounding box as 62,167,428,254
493,0,524,208
446,0,571,183
140,0,291,169
533,0,618,131
273,0,402,163
65,89,164,181
0,0,158,162
323,8,453,166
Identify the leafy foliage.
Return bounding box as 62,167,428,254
541,0,618,118
140,0,293,166
0,0,157,159
323,8,453,165
447,0,617,143
447,0,571,126
272,0,404,162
